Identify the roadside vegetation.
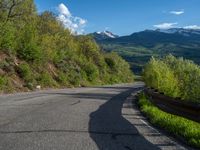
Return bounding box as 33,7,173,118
143,54,200,103
138,93,200,148
0,0,134,93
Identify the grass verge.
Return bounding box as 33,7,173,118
138,93,200,148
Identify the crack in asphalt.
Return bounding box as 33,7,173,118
0,129,161,137
0,103,45,106
0,129,139,135
70,100,81,106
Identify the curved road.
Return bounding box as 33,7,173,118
0,82,189,150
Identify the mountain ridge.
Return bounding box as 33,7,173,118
89,31,119,41
91,28,200,74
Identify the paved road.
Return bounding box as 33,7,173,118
0,82,189,150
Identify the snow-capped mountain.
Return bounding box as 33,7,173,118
89,31,119,41
156,28,200,36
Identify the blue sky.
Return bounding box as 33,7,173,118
34,0,200,35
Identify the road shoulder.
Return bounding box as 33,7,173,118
122,92,190,150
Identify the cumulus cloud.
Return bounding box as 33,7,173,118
184,25,200,30
75,17,86,25
58,3,71,17
57,3,87,34
153,22,178,29
170,10,184,15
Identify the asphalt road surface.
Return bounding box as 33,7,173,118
0,82,190,150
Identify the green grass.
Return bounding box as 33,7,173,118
138,93,200,148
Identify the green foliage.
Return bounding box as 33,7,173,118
0,22,16,53
143,55,200,103
17,63,37,90
0,58,15,75
37,72,57,87
164,55,200,101
104,52,134,83
0,76,8,90
105,57,115,68
67,69,81,86
17,63,33,82
84,63,99,82
0,0,134,92
17,24,42,62
143,57,179,97
138,93,200,148
56,71,69,86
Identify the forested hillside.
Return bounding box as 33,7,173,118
95,29,200,74
0,0,134,93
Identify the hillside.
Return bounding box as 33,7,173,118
0,0,134,93
93,29,200,74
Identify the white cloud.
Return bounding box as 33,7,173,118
75,17,87,25
184,25,200,30
58,3,71,17
57,3,87,34
153,22,178,29
170,10,184,15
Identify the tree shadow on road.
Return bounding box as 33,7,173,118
89,88,161,150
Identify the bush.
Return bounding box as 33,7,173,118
143,57,179,97
0,22,16,54
105,57,115,68
143,55,200,103
17,25,42,62
37,72,57,87
104,52,134,83
67,70,81,86
17,63,33,82
56,71,69,86
0,76,8,91
0,59,15,75
164,55,200,102
84,63,99,82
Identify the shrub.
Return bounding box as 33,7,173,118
0,76,8,91
17,25,42,62
84,63,99,82
67,70,81,86
164,55,200,102
56,71,69,86
105,57,115,69
0,22,16,54
143,55,200,103
0,59,15,75
17,63,33,82
104,52,134,83
143,57,179,97
37,72,57,87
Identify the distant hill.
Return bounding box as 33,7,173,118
92,28,200,74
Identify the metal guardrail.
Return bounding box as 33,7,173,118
144,88,200,123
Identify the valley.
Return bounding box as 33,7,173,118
91,29,200,74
